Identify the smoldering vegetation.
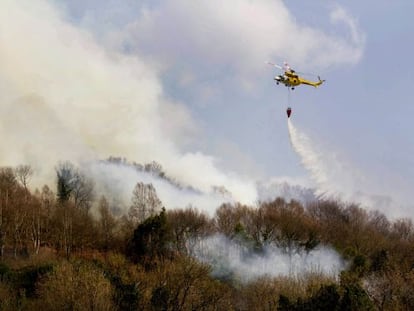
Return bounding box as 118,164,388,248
0,0,258,209
84,157,232,217
1,164,414,310
192,234,344,283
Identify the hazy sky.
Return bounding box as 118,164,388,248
1,0,413,217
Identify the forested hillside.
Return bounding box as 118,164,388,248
0,164,413,310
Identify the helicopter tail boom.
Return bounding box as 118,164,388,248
298,76,325,88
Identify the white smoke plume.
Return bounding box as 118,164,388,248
0,0,367,212
0,0,256,205
192,234,345,282
85,161,231,216
287,119,409,218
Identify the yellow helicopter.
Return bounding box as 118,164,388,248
267,61,325,90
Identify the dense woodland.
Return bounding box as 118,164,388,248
0,163,414,310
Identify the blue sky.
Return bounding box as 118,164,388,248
1,0,414,217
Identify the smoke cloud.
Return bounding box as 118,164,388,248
192,234,345,282
0,0,367,212
0,0,256,205
85,161,231,216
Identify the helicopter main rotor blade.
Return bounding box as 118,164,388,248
266,61,283,70
295,71,317,76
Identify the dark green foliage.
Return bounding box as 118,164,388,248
278,285,341,311
93,258,141,310
352,254,367,270
350,254,369,277
277,294,293,311
151,286,169,311
370,249,388,272
305,285,341,310
0,262,10,281
340,283,374,311
277,283,374,311
127,208,171,266
56,162,75,203
3,264,53,298
301,233,320,253
111,276,140,311
233,222,251,245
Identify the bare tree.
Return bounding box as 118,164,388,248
0,167,17,258
71,171,94,211
54,162,96,257
167,207,212,255
10,186,28,258
128,182,162,224
144,161,163,176
391,218,414,241
37,261,115,311
149,257,232,310
15,164,33,192
31,185,54,254
98,196,117,251
55,162,94,209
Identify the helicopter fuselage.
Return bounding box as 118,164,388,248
274,70,323,89
274,71,300,87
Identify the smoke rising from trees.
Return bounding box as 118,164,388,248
0,0,256,205
192,234,345,282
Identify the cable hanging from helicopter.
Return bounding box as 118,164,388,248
286,83,292,118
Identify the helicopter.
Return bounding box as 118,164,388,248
267,61,325,90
